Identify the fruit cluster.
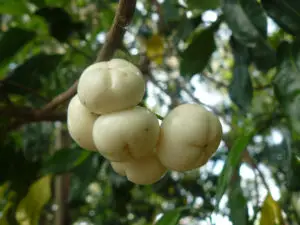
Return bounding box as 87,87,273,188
67,58,222,185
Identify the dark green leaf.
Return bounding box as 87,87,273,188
35,7,84,42
161,1,180,22
0,0,29,15
3,53,63,94
40,148,91,175
261,0,300,36
180,27,216,77
69,153,102,203
222,0,267,45
273,40,300,134
228,177,249,225
215,130,254,207
0,28,36,66
228,37,253,112
186,0,220,10
155,209,182,225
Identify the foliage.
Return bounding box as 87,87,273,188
0,0,300,225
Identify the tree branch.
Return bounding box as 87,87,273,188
36,0,137,116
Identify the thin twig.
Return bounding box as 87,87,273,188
37,0,137,116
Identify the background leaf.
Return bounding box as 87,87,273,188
228,177,249,225
0,28,36,67
41,148,91,175
186,0,220,10
180,27,216,77
3,53,63,94
228,37,253,112
222,0,267,45
155,208,182,225
15,175,52,225
215,130,254,206
259,193,284,225
0,0,29,15
273,40,300,135
261,0,300,36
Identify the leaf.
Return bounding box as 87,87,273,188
0,0,29,15
228,178,249,225
146,34,165,65
180,27,216,77
186,0,220,10
222,0,276,71
161,1,180,22
273,40,300,134
69,153,102,203
0,201,14,225
228,37,253,112
215,129,254,207
155,209,182,225
40,148,91,175
3,53,63,94
259,193,284,225
15,175,52,225
221,0,267,45
261,0,300,36
0,28,36,67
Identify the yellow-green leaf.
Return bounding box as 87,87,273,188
259,193,284,225
0,202,14,225
15,175,52,225
146,34,164,65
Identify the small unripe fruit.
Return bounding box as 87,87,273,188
67,95,98,151
156,104,222,172
111,154,167,185
92,106,160,162
77,58,145,114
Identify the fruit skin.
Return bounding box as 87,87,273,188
92,106,160,162
111,154,167,185
77,58,145,114
67,95,98,151
156,104,222,172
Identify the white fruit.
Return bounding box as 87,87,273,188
77,58,145,114
92,106,160,162
156,104,222,172
67,95,98,151
111,154,167,185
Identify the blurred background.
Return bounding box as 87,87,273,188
0,0,300,224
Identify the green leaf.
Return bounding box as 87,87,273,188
259,193,284,225
15,175,52,225
3,53,63,94
215,129,254,207
222,0,267,44
161,1,180,22
0,28,36,67
228,178,249,225
228,37,253,112
69,153,102,203
186,0,220,10
0,0,29,15
273,40,300,134
261,0,300,36
40,148,91,175
180,27,216,77
155,209,182,225
222,0,276,71
0,201,14,225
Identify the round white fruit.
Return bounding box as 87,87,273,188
156,104,222,172
92,106,160,162
111,154,167,185
77,58,145,114
67,95,98,151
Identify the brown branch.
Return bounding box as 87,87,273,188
36,0,137,116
